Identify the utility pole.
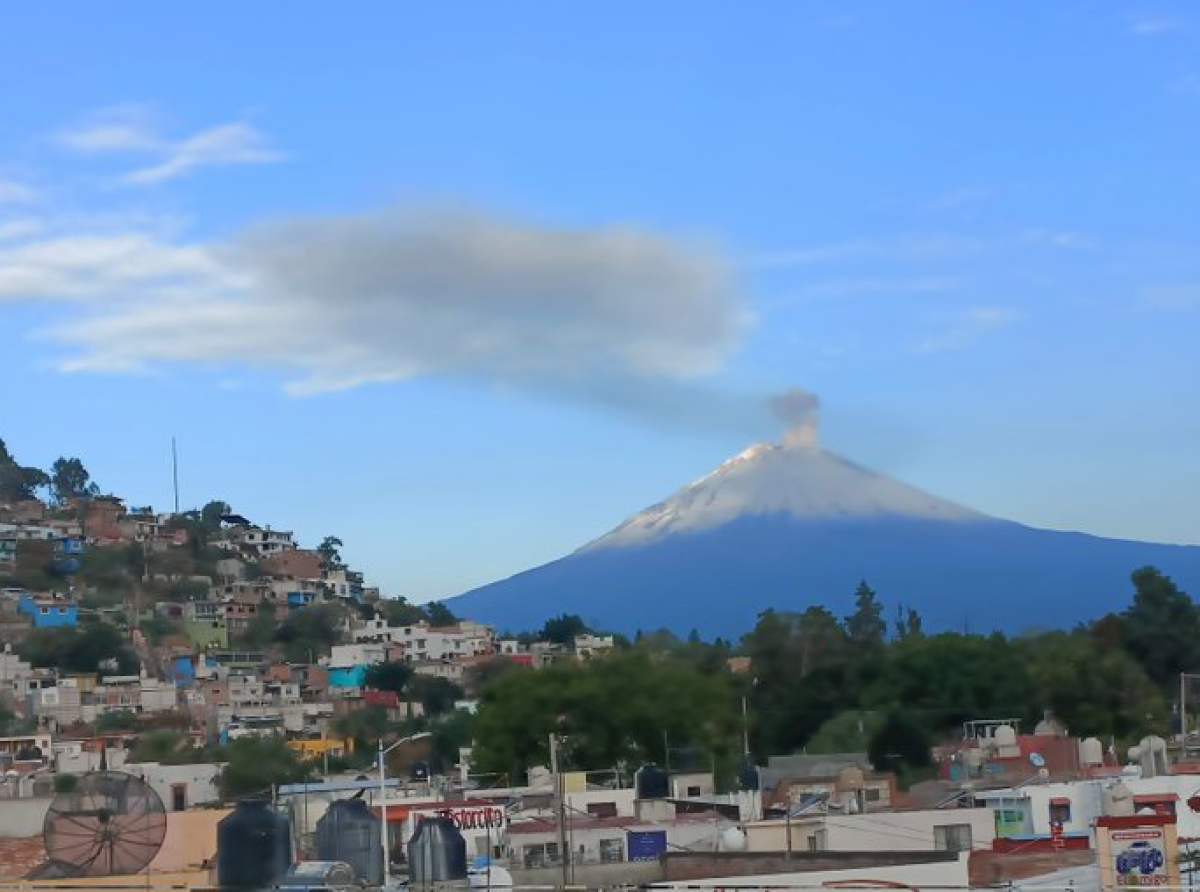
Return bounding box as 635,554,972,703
549,733,569,889
1182,673,1188,760
171,437,179,514
741,695,750,756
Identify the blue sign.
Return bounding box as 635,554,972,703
626,830,667,861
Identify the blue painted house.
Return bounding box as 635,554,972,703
328,665,368,688
17,594,79,628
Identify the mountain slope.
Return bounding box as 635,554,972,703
447,440,1200,637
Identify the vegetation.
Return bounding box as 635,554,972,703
18,625,139,675
218,736,313,800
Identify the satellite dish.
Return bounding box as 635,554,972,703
42,771,167,877
1029,752,1046,768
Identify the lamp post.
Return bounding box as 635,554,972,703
378,732,432,889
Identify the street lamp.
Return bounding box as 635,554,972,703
378,731,432,889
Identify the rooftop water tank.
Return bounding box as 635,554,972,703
315,798,383,885
720,827,748,852
1080,737,1104,767
216,799,292,890
408,816,467,884
635,763,669,800
994,725,1018,747
834,766,865,792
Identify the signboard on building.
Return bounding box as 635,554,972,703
1096,814,1180,888
626,830,667,861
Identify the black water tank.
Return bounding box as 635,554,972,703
315,798,383,885
635,763,669,799
217,799,292,889
407,816,467,883
737,757,760,791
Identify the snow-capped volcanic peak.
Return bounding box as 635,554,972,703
583,437,986,551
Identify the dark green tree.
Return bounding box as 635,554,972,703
425,602,457,626
274,604,345,662
200,500,231,531
845,581,886,649
364,660,414,695
868,710,932,774
218,736,312,800
0,438,48,503
540,614,590,646
49,457,98,505
1121,567,1200,687
19,625,139,675
377,597,428,626
317,536,345,570
894,604,923,640
408,676,464,716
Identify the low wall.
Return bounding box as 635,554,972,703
0,800,51,839
661,849,961,881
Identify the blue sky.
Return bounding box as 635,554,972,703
1,2,1197,601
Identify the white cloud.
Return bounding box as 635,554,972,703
2,210,747,418
58,108,283,185
911,306,1021,355
0,218,44,241
122,123,283,185
0,178,38,204
1130,15,1180,35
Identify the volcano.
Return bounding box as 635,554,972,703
446,436,1200,638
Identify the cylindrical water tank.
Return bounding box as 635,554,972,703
315,798,383,885
217,799,292,890
635,764,669,799
994,725,1017,747
834,767,865,792
736,757,759,792
408,816,467,884
1080,737,1104,766
720,827,748,852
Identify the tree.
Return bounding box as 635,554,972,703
741,607,854,754
806,710,883,754
408,676,464,716
364,661,414,695
317,536,345,571
377,597,428,626
1024,629,1165,743
49,457,98,505
19,625,139,675
219,736,312,800
0,438,48,503
274,604,346,662
845,581,886,649
96,710,139,732
1121,567,1200,688
868,710,932,775
425,602,457,626
200,500,231,531
130,729,207,764
540,614,589,646
894,604,923,640
472,651,737,780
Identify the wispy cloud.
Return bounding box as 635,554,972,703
1142,285,1200,310
0,178,38,204
58,108,283,185
911,306,1021,355
1129,13,1183,35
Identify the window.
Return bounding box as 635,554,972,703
587,802,618,818
687,785,702,797
522,843,559,869
934,824,973,852
171,783,187,812
1049,800,1071,824
599,838,623,863
809,830,826,851
865,788,881,802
